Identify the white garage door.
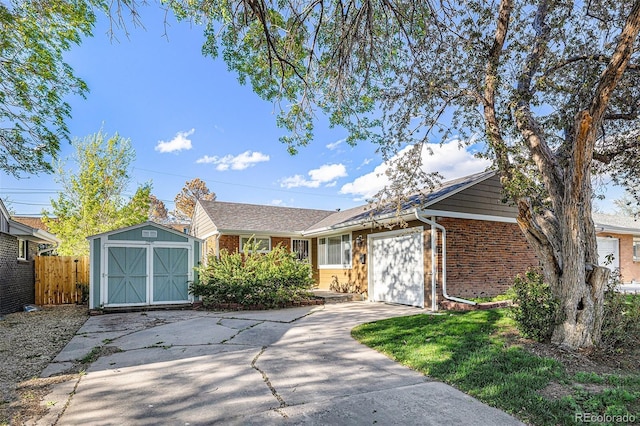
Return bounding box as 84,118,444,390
370,227,424,308
597,237,620,271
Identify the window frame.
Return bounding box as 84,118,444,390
291,238,312,263
317,233,352,269
634,236,640,262
17,238,28,260
240,235,271,253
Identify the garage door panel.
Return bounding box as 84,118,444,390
371,229,424,307
107,247,147,305
153,247,189,302
597,237,620,271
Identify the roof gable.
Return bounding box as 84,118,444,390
304,170,498,232
87,221,201,242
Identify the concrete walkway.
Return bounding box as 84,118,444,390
38,303,524,425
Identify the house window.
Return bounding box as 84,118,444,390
292,239,311,262
18,239,27,260
634,237,640,262
317,234,351,268
240,236,271,253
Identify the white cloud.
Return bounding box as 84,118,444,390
326,138,346,150
281,163,348,189
155,129,195,153
340,141,491,201
196,150,270,171
271,199,284,206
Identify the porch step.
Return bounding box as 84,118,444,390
312,290,364,304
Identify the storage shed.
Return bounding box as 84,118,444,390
88,222,201,309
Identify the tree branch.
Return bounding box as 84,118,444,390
483,0,513,177
513,0,563,205
589,1,640,124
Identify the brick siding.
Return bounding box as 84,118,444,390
0,233,36,315
218,235,239,254
437,217,539,299
271,237,290,250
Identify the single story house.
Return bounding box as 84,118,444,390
193,171,640,310
0,199,59,315
192,171,540,309
87,222,202,309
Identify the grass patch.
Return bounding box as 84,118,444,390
469,294,513,303
351,309,640,425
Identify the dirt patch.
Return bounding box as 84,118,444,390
0,305,88,425
522,339,640,376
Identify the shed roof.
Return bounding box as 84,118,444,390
87,221,202,241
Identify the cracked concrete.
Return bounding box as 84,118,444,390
37,303,524,425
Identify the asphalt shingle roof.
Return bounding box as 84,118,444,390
198,200,335,234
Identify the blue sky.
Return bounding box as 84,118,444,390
0,5,622,216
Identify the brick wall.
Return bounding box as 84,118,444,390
218,235,240,254
271,237,290,250
597,232,640,283
437,218,539,299
0,233,36,315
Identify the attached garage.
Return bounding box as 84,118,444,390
88,222,201,309
368,227,425,308
597,237,620,271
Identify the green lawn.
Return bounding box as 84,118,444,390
351,309,640,425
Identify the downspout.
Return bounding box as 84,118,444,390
414,210,477,307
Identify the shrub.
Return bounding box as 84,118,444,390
510,269,562,342
190,240,315,308
600,269,640,351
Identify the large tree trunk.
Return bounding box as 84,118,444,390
517,197,609,349
515,111,611,350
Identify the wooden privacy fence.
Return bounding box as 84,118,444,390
35,256,90,305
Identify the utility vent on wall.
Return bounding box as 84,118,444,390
142,230,158,238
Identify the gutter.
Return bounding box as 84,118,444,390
414,210,477,308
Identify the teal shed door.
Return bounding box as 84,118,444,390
152,247,189,302
107,247,148,304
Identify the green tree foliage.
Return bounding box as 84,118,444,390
167,0,640,349
43,131,151,255
0,0,94,176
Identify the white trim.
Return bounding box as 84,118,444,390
417,209,517,223
221,229,303,238
17,238,27,260
317,232,352,269
101,240,194,307
367,226,425,308
240,235,271,253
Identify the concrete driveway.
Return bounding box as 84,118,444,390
39,303,523,425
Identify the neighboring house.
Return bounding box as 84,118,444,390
87,222,202,309
593,213,640,283
192,171,539,309
0,200,60,315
